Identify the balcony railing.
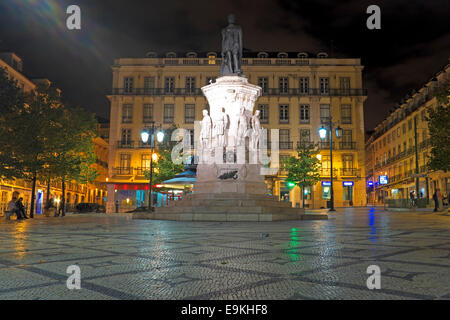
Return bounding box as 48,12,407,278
111,87,367,97
320,168,338,177
135,167,149,176
111,88,204,96
117,140,134,148
113,167,133,175
267,141,293,150
297,141,316,149
340,168,361,177
318,141,335,149
339,141,356,150
279,141,293,150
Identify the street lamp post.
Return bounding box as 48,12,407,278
319,116,342,212
141,122,164,211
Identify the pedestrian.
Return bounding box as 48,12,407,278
433,189,440,212
5,196,18,220
15,197,28,219
45,195,56,217
409,190,416,207
437,188,443,210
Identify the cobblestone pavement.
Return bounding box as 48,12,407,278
0,207,449,300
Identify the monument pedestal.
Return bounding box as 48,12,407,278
133,76,327,221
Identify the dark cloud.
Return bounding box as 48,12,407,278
0,0,448,130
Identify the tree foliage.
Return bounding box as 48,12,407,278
282,138,321,207
144,126,184,187
427,80,450,172
0,68,26,179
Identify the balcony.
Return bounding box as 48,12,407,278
279,141,293,150
135,167,149,176
340,168,361,177
267,141,293,150
113,167,133,175
112,87,368,97
137,141,152,149
117,140,134,148
339,141,356,150
297,141,316,149
318,141,335,149
320,168,338,177
111,88,203,96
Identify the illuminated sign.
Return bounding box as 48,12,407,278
321,181,331,186
368,181,374,186
379,175,388,185
343,181,354,186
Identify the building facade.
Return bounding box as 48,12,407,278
107,51,367,212
0,52,108,215
365,64,450,206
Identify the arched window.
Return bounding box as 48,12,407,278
166,52,177,58
186,52,197,58
146,52,157,58
277,52,288,58
297,52,308,58
317,52,328,58
257,52,269,58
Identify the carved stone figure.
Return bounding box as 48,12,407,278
200,109,212,149
250,110,262,150
214,108,229,147
237,108,249,146
220,14,243,76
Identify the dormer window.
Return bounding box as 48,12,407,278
317,52,328,58
297,52,308,58
277,52,288,58
257,52,269,58
146,52,157,58
166,52,177,58
207,52,217,65
186,52,197,58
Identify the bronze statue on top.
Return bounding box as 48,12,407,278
220,14,243,77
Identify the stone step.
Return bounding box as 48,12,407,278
156,205,305,215
168,199,292,208
133,210,327,222
182,193,279,202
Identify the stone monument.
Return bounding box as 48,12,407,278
133,15,327,221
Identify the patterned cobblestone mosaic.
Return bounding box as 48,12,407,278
0,208,449,299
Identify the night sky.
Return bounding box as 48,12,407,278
0,0,448,130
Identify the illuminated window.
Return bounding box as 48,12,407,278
208,55,216,64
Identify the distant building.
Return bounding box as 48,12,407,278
365,63,450,206
107,51,367,212
0,52,108,214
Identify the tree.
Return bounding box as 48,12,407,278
7,83,63,217
427,80,450,172
282,139,321,208
0,67,26,179
47,106,99,215
144,126,184,187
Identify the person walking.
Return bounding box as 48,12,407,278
433,189,441,212
437,189,443,210
409,190,416,207
15,197,28,219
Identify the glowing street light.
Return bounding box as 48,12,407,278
140,130,150,144
317,118,342,212
141,122,164,210
156,130,165,143
318,126,327,139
